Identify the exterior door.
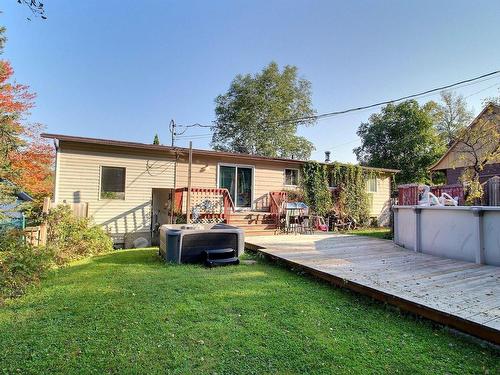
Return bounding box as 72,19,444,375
218,165,253,209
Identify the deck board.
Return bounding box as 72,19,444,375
246,234,500,344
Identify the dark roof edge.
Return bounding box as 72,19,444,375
41,133,399,173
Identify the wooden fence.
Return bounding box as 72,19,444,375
397,184,465,205
22,197,89,246
485,176,500,206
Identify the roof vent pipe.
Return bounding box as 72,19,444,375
325,151,331,163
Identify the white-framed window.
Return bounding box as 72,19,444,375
284,168,299,186
366,177,378,193
100,166,126,200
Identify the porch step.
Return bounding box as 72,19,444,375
229,212,277,225
233,224,278,230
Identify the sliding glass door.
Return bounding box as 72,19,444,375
218,165,253,208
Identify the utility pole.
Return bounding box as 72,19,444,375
186,141,193,224
169,119,176,147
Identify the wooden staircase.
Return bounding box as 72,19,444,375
228,211,278,236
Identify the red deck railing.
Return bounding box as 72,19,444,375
174,187,235,223
397,184,465,205
269,191,288,225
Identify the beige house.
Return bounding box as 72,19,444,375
43,133,397,247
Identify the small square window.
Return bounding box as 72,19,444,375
367,177,378,193
284,169,299,186
100,166,126,199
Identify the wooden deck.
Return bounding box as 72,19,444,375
245,234,500,344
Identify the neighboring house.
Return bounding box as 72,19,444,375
430,103,500,185
0,178,33,230
42,133,398,247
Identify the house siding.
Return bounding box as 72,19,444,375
367,173,392,226
54,139,396,245
176,154,300,211
56,141,175,245
445,163,500,185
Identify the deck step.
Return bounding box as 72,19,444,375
244,229,278,236
205,257,240,267
229,213,277,225
202,248,236,260
233,224,277,230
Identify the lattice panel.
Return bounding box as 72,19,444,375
191,195,224,214
191,217,225,224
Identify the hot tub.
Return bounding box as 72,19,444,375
159,223,245,264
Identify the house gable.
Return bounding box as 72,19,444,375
430,103,500,172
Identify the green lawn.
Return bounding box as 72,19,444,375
0,249,498,374
345,227,391,239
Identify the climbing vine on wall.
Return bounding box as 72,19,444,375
300,161,332,216
328,163,372,225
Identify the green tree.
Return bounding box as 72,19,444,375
429,91,474,146
354,100,445,185
153,133,160,145
211,62,316,160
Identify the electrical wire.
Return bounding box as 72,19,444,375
172,69,500,133
261,69,500,125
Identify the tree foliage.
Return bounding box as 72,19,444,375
0,27,53,208
17,0,47,20
212,62,316,160
430,91,474,146
300,161,331,215
354,100,445,185
153,133,160,145
482,90,500,107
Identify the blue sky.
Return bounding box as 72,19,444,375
2,0,499,162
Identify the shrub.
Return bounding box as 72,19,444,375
283,188,305,203
46,205,113,265
0,206,113,302
0,229,53,302
328,163,371,226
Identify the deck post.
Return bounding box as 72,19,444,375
186,142,193,224
471,207,485,264
413,206,421,252
392,206,399,245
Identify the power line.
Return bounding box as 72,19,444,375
464,80,500,99
176,133,213,139
261,69,500,126
169,69,500,138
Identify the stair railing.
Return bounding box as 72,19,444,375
269,191,288,226
174,187,235,223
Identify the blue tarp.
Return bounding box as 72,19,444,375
285,202,308,209
0,216,25,230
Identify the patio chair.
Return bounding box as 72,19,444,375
299,215,314,234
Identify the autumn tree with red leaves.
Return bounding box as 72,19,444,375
0,27,53,207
